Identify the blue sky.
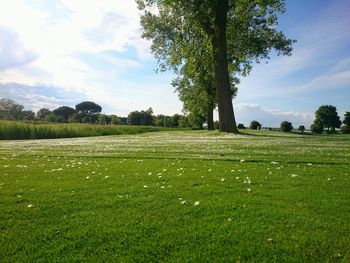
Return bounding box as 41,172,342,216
0,0,349,127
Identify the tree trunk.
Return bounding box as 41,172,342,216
211,0,239,133
207,108,214,130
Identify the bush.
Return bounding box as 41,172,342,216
237,123,245,129
310,122,323,134
280,121,293,132
298,125,305,133
250,120,262,130
340,125,350,134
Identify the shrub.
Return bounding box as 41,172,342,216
298,125,305,133
280,121,293,132
340,125,350,134
310,122,323,134
237,123,245,129
250,120,262,130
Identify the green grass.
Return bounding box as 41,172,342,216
0,121,173,140
0,130,349,262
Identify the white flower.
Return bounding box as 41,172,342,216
270,161,278,165
181,201,186,205
143,185,148,188
266,238,273,242
227,218,232,222
221,178,225,182
148,172,152,175
208,169,212,172
307,163,313,166
291,174,299,178
240,159,245,163
247,188,251,192
194,201,200,206
104,176,109,179
27,204,33,208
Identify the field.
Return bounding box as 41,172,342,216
0,121,173,140
0,130,349,262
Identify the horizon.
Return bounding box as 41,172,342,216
0,0,349,128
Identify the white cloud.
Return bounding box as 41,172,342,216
0,26,38,71
234,102,313,128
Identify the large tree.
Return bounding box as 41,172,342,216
75,101,102,115
314,105,341,133
0,98,24,120
138,0,294,133
53,106,76,122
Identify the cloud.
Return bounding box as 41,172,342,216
234,103,313,128
0,26,38,71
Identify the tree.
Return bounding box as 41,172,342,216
22,110,35,121
298,125,305,133
314,105,341,133
75,101,102,115
343,112,350,126
250,120,262,130
36,108,51,120
280,121,293,132
111,115,121,125
237,123,245,129
138,0,294,133
0,98,24,120
310,122,323,134
128,109,154,126
53,106,76,122
340,125,350,134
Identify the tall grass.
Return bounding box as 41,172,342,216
0,121,171,140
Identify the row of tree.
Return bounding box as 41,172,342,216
278,105,349,134
0,98,205,128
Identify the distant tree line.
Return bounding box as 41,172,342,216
1,99,349,134
0,98,207,129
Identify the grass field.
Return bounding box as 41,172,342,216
0,130,349,262
0,121,173,140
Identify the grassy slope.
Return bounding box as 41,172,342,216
0,130,349,262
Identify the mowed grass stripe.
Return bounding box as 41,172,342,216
0,130,349,262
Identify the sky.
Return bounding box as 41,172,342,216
0,0,349,127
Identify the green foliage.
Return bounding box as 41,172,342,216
280,121,293,132
314,105,341,132
298,125,306,133
310,122,324,134
22,110,35,121
128,109,154,126
138,0,294,132
111,115,122,125
53,106,76,122
36,108,51,120
237,123,245,129
343,112,350,126
75,101,102,114
0,121,171,140
179,115,191,128
250,120,262,130
340,125,350,134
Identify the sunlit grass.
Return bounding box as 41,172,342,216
0,121,173,140
0,130,349,262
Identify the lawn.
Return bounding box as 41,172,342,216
0,130,349,262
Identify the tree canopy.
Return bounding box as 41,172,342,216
75,101,102,115
314,105,341,133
